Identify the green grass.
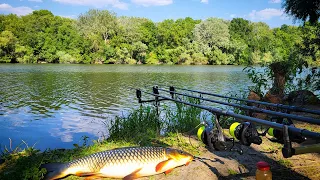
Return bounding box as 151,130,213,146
260,142,282,152
278,159,293,167
0,140,135,180
228,169,238,175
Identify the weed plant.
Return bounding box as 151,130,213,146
163,96,204,133
108,96,208,144
108,105,161,145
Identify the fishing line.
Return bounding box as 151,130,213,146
187,122,206,149
193,156,218,162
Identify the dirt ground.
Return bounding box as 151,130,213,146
147,105,320,180
139,135,320,180
135,106,320,180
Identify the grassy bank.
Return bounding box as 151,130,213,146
0,101,205,180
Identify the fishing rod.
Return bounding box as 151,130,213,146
134,86,320,158
136,87,320,139
160,85,320,115
157,87,320,125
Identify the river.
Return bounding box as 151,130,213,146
0,64,251,150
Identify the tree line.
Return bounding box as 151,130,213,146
0,9,319,65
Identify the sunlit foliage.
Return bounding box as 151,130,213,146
0,9,317,66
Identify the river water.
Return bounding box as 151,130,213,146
0,64,251,150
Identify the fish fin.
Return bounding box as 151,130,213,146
76,172,100,177
83,174,103,180
41,163,68,180
186,161,190,166
165,168,173,175
123,168,142,180
155,159,175,173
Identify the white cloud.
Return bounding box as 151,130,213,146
53,0,128,10
49,112,107,143
60,14,77,19
131,0,173,7
269,0,281,3
28,0,43,2
201,0,208,4
248,8,283,20
0,3,33,16
230,14,236,18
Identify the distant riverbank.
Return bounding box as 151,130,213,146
2,9,317,67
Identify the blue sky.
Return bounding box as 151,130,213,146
0,0,297,27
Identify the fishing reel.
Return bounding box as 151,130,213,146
197,122,228,151
268,128,306,144
267,117,307,144
196,117,243,154
229,122,262,146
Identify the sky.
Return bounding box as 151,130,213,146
0,0,297,27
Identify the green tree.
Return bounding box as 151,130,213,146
117,17,149,44
250,22,274,55
146,52,159,64
0,30,17,62
282,0,320,65
132,41,148,63
157,18,200,49
191,52,208,65
283,0,320,24
78,9,117,44
139,21,158,51
229,18,253,42
273,25,302,61
299,22,320,64
77,9,118,63
193,18,230,49
229,39,250,65
15,45,35,63
178,52,192,65
0,7,317,68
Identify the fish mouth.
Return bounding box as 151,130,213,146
166,148,194,162
193,156,201,161
185,156,193,165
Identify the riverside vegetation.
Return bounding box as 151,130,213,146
0,9,319,66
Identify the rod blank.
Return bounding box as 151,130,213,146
137,88,320,140
157,88,320,125
162,85,320,115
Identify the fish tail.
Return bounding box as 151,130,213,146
41,163,68,180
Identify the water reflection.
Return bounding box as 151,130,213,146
0,64,250,150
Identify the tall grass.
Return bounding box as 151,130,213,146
108,106,161,145
107,97,207,144
164,97,205,133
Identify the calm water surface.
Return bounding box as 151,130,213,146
0,64,250,150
